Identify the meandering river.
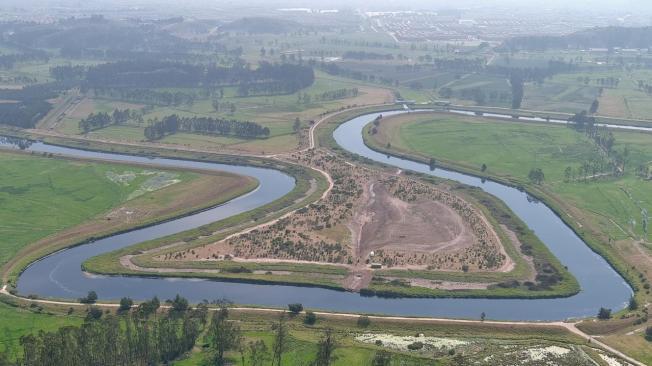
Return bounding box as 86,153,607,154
1,111,633,320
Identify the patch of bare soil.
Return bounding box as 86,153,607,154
343,269,373,291
348,86,394,106
356,183,475,257
385,277,490,290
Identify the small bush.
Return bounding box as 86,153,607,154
645,326,652,341
357,315,371,328
304,311,317,325
79,291,98,304
86,307,103,321
119,297,133,312
407,341,424,350
597,307,612,320
288,303,303,315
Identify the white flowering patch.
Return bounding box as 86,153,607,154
355,333,468,351
599,354,632,366
521,345,570,361
106,170,181,199
106,171,137,185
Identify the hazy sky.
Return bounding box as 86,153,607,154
4,0,652,9
4,0,652,18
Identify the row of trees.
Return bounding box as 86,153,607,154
297,88,359,104
439,87,511,106
79,109,142,133
81,61,314,93
342,51,394,61
4,296,204,366
93,88,197,107
509,74,525,109
144,114,270,141
0,100,52,129
502,26,652,51
50,65,87,82
0,50,49,69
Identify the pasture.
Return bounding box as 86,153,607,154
368,112,652,244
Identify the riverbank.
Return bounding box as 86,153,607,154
361,111,645,308
0,145,259,287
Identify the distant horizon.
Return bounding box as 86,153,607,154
3,0,652,13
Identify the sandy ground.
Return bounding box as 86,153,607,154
355,182,475,258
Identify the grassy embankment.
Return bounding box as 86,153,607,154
0,149,258,288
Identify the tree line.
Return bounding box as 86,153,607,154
79,109,142,133
93,88,197,107
439,87,511,106
144,114,270,141
0,50,49,69
78,61,314,94
297,88,359,104
342,51,394,61
502,26,652,51
0,296,204,366
0,82,64,128
233,62,315,96
488,60,575,84
563,110,630,181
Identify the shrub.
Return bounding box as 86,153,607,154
288,303,303,315
645,326,652,341
86,306,103,321
357,315,371,328
372,350,391,366
304,311,317,325
168,294,189,314
407,341,424,350
119,297,133,312
79,291,98,304
597,307,612,320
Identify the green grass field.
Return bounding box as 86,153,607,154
370,113,652,243
55,71,388,153
0,151,197,268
